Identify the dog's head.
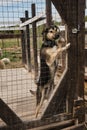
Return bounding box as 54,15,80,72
42,25,60,41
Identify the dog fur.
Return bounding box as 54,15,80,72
30,25,70,117
0,58,10,69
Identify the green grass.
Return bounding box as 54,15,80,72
0,38,21,48
0,51,21,61
0,27,44,69
0,38,22,61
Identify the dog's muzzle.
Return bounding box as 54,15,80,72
54,34,60,40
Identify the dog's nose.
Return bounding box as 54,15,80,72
55,34,60,39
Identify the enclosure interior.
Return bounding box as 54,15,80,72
0,0,86,127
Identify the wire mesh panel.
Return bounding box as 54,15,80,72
0,0,70,128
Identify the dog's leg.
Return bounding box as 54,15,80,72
36,85,41,106
46,43,70,66
60,43,70,52
30,90,36,96
35,88,45,118
45,85,51,99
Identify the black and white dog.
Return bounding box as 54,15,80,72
30,25,70,117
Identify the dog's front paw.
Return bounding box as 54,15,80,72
66,43,70,49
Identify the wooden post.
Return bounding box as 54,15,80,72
46,0,52,27
31,3,38,80
20,18,26,64
66,0,80,113
25,10,31,71
77,0,85,98
21,30,26,64
66,1,85,123
0,99,24,127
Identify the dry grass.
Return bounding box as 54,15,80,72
6,60,24,69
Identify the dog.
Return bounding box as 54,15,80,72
0,58,10,69
30,25,70,117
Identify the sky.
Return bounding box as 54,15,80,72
0,0,87,27
0,0,63,27
0,0,46,26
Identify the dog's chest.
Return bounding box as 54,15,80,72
49,45,58,71
52,45,57,51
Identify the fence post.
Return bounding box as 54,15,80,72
31,3,38,80
20,18,26,64
46,0,52,27
25,10,31,71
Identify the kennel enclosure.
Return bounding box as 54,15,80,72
0,0,86,129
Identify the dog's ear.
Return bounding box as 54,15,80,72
42,28,48,35
42,27,49,41
42,30,45,35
